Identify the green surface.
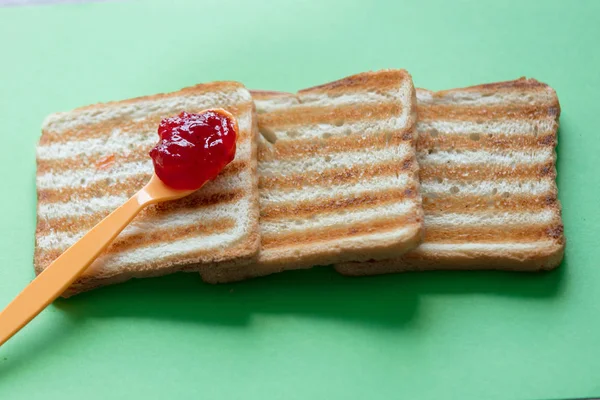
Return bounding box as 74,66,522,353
0,0,598,398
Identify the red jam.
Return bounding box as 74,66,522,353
149,110,237,190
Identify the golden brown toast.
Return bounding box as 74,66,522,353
200,70,424,283
335,78,565,275
35,82,260,296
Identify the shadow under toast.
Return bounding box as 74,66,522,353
53,254,565,329
55,267,420,329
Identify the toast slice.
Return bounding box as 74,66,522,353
335,78,565,275
200,70,424,283
35,82,260,296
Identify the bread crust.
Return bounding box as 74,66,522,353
336,78,565,276
35,82,260,296
201,70,424,283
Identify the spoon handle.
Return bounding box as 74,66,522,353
0,190,150,346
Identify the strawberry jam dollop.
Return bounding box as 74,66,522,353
149,110,237,190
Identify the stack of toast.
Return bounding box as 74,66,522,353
336,79,564,275
201,70,423,283
34,70,564,295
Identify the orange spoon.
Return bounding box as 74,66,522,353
0,174,195,346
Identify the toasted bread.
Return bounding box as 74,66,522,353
35,82,260,296
335,78,565,275
200,70,424,283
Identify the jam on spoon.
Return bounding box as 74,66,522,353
0,109,239,346
149,109,238,190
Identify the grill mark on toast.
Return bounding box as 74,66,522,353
39,174,149,204
417,133,556,152
150,189,245,213
67,82,246,112
419,162,555,181
299,70,409,95
261,216,420,249
107,218,236,254
36,218,236,268
260,103,402,128
40,115,160,146
261,187,416,220
423,192,558,213
37,190,245,234
417,104,557,121
40,103,252,145
454,78,551,92
38,151,150,174
251,90,292,100
258,128,412,161
37,234,256,280
421,79,559,103
38,161,247,203
424,224,565,244
259,157,416,190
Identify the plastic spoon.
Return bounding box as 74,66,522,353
0,174,195,346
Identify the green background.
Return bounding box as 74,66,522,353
0,0,598,398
